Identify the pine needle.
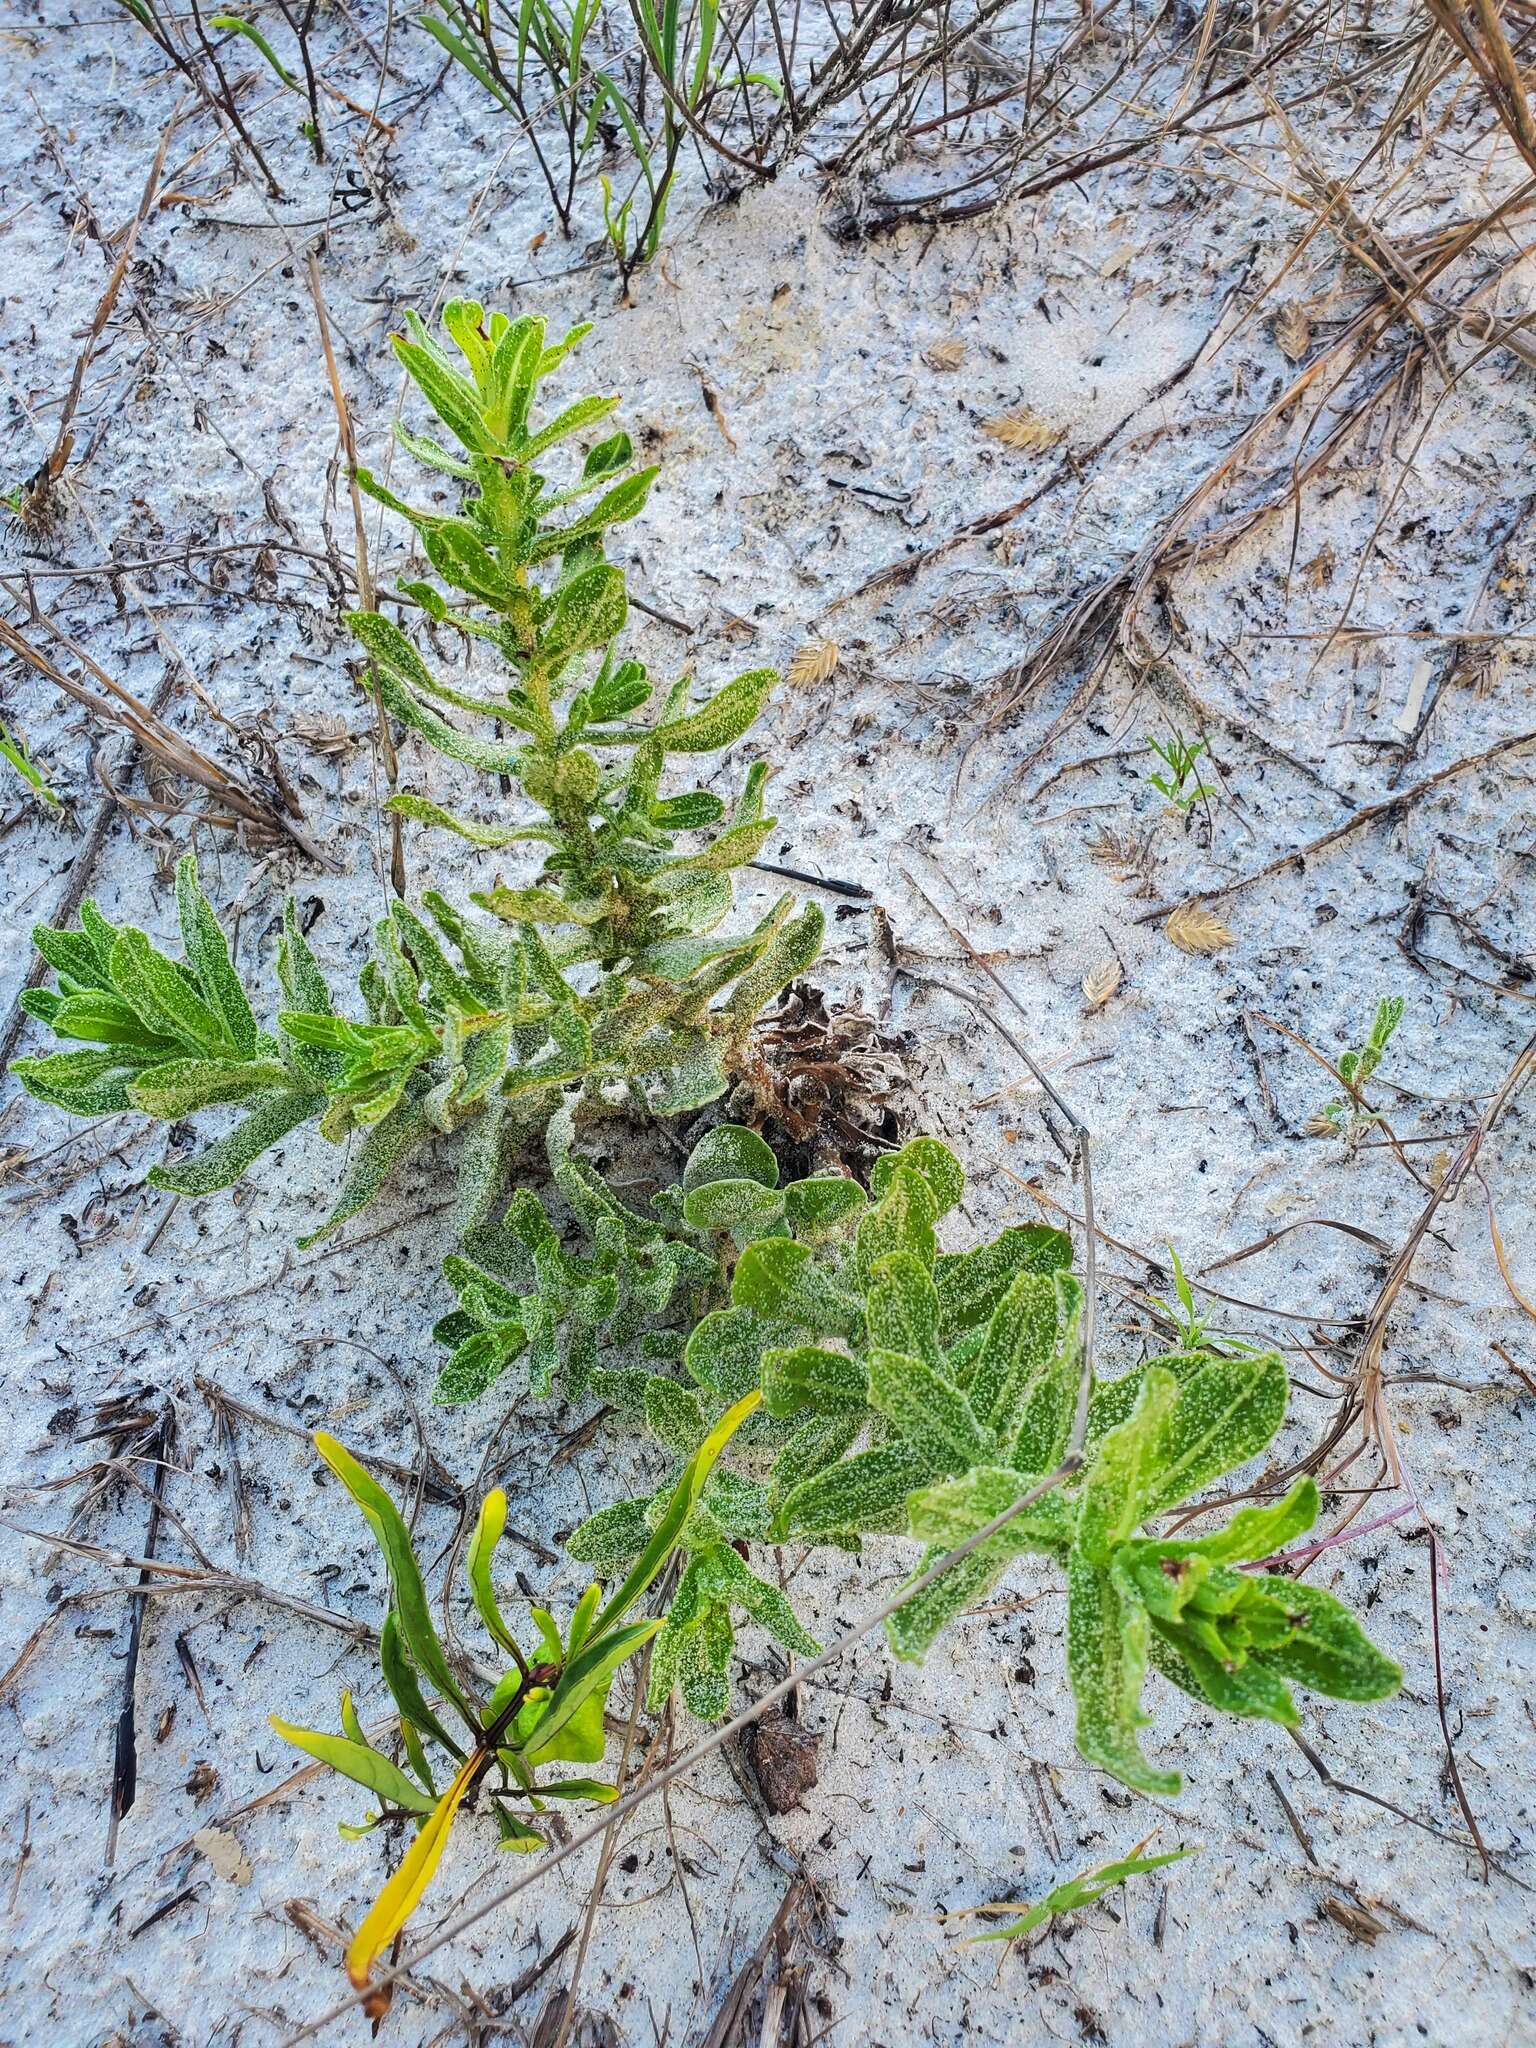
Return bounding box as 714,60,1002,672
1166,902,1235,954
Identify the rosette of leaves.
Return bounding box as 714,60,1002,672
352,299,823,1117
565,1135,1078,1715
272,1397,757,2010
898,1348,1403,1798
432,1118,889,1410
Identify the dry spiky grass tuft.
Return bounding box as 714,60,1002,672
925,338,966,372
1088,826,1158,895
787,638,840,686
1271,302,1313,362
981,404,1059,453
1166,902,1235,955
1081,959,1124,1010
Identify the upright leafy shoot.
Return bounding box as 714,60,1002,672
11,306,821,1243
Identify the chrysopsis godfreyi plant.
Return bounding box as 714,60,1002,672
274,1400,757,2010
9,305,822,1242
556,1136,1400,1795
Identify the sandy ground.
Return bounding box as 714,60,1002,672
0,3,1534,2044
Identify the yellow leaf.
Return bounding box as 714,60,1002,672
346,1747,479,2003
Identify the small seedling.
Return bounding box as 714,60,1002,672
0,718,61,808
1311,996,1405,1143
274,1395,757,2010
1145,728,1216,817
953,1837,1193,1946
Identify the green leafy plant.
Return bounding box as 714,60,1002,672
953,1837,1193,1946
1310,995,1405,1143
0,717,61,808
10,306,821,1244
1145,728,1215,817
274,1395,757,2006
551,1133,1399,1798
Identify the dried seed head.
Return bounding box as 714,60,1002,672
1081,959,1124,1010
981,404,1060,453
1165,902,1235,954
925,338,966,372
786,638,839,687
1272,301,1312,363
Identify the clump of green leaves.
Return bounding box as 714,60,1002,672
274,1397,757,2005
556,1133,1399,1798
1145,728,1215,817
11,306,821,1243
1309,995,1405,1144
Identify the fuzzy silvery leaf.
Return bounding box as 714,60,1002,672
935,1223,1073,1340
732,1239,863,1340
684,1306,791,1401
721,904,825,1024
775,1441,943,1542
296,1105,433,1249
768,1413,862,1522
9,1048,140,1117
1165,1477,1320,1567
127,1055,293,1120
1146,1618,1300,1725
1083,1349,1214,1449
681,1177,786,1235
783,1175,867,1238
433,1326,525,1404
566,1495,653,1573
652,668,774,754
649,1033,730,1113
374,668,522,774
1233,1578,1402,1701
885,1545,1013,1665
175,856,258,1057
651,790,726,830
644,1377,707,1459
867,1348,988,1469
147,1088,321,1198
108,928,236,1056
870,1137,964,1217
694,1544,819,1654
760,1344,869,1418
699,1470,771,1542
853,1164,941,1288
905,1465,1075,1559
1005,1273,1084,1478
647,868,734,938
1076,1368,1180,1564
866,1253,944,1369
963,1270,1058,1441
682,1122,779,1192
1066,1550,1179,1798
